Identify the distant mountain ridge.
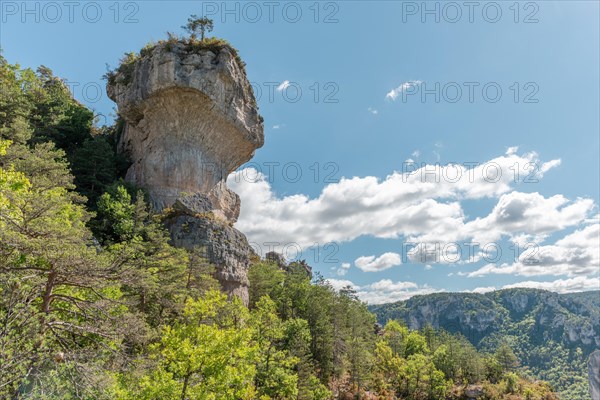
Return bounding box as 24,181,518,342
369,288,600,399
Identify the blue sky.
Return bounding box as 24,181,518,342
2,1,599,302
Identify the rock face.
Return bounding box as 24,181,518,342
107,40,264,304
590,350,600,400
166,213,255,305
464,384,484,399
107,41,263,211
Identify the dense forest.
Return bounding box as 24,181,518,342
370,289,599,400
0,56,562,399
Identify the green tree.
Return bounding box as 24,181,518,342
383,320,409,356
401,354,449,400
0,139,121,397
495,342,519,373
107,192,188,330
251,296,298,399
182,15,214,41
92,184,136,244
248,260,284,308
115,291,257,400
71,137,117,206
372,339,404,396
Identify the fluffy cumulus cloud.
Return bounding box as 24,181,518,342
228,148,571,250
228,147,598,294
468,286,497,294
469,223,600,278
355,252,402,272
502,276,599,293
326,276,598,304
461,192,594,244
325,278,438,304
326,279,357,292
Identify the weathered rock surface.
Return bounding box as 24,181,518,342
464,384,484,399
173,181,241,223
265,251,286,269
107,41,263,211
166,212,255,306
107,40,264,304
590,350,600,400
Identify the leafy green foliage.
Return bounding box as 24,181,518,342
71,136,117,205
114,291,257,400
182,15,214,41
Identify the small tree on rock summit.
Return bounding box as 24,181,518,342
183,15,214,41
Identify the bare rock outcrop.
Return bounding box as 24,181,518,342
166,212,255,306
107,40,264,303
590,350,600,400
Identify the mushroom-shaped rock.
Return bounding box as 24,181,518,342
107,40,264,212
107,40,264,304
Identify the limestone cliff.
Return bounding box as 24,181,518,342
590,350,600,400
107,40,264,304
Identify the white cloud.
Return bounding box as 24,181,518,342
272,125,281,129
502,276,599,293
325,275,598,304
468,286,497,294
367,279,418,291
276,80,290,91
228,149,574,251
367,107,378,115
409,192,593,262
540,159,561,174
355,252,402,272
325,279,358,292
335,262,351,276
386,80,422,100
359,284,438,304
324,278,438,304
412,150,421,158
469,223,600,278
460,192,594,245
506,146,519,155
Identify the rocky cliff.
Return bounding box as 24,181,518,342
107,40,264,304
590,350,600,400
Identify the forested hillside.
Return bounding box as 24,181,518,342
0,56,560,399
369,289,600,399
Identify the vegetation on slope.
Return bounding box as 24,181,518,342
369,289,599,399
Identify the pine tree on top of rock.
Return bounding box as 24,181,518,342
182,15,214,41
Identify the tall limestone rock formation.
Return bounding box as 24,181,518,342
107,39,264,304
